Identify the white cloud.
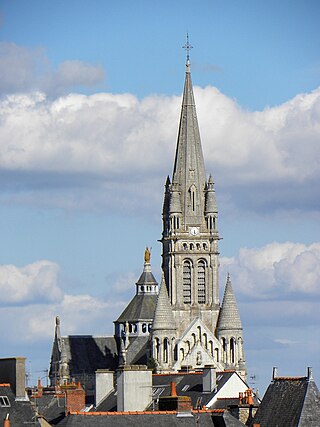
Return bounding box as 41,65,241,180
220,241,320,299
0,260,62,304
0,259,132,343
0,82,320,216
0,42,104,96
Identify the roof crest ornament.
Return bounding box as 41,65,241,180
182,33,193,66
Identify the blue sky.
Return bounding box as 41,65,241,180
0,0,320,393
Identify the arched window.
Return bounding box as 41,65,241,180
198,260,206,304
164,338,169,363
180,348,185,360
192,333,196,346
183,260,192,304
197,326,202,342
203,333,208,349
189,185,196,212
209,340,213,356
142,323,147,333
222,338,227,363
230,338,235,364
215,347,219,362
155,338,160,361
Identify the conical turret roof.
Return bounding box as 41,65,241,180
152,274,176,331
217,274,242,331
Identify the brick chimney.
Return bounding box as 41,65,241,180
63,382,85,414
158,381,192,415
3,414,10,427
36,378,43,398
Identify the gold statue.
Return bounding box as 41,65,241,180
144,246,151,263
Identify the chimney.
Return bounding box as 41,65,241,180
272,366,278,381
244,389,254,405
64,382,85,414
159,380,192,415
36,378,43,398
203,365,216,393
307,367,313,381
117,365,152,412
3,414,10,427
95,370,114,407
171,381,177,397
0,357,26,399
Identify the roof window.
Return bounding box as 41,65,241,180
0,396,10,407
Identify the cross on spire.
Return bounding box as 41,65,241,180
182,33,193,64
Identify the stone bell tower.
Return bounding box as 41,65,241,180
161,38,220,338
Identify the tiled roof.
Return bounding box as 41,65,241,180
57,409,246,426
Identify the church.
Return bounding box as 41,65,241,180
49,45,246,394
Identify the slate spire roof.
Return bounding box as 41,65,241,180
116,249,158,323
152,274,176,331
172,56,206,225
217,274,242,331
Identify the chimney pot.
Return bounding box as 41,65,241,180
171,381,177,397
272,367,278,380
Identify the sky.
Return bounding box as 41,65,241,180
0,0,320,394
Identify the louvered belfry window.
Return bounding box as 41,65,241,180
198,260,206,303
183,260,192,304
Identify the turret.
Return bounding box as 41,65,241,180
152,274,177,372
205,174,218,233
114,248,158,340
217,274,246,379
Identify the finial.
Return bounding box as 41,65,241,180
227,272,230,282
182,33,193,65
144,246,151,263
56,316,60,326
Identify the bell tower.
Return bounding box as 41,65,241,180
161,37,220,337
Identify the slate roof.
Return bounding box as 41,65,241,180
151,371,235,410
136,269,158,286
57,410,246,426
63,336,118,374
217,276,242,332
116,294,158,322
152,275,176,331
94,371,238,413
32,392,66,425
125,336,150,365
251,376,320,427
0,384,35,426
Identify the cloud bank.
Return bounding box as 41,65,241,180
220,241,320,299
0,43,320,218
0,86,319,217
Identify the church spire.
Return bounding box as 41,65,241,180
172,36,206,227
